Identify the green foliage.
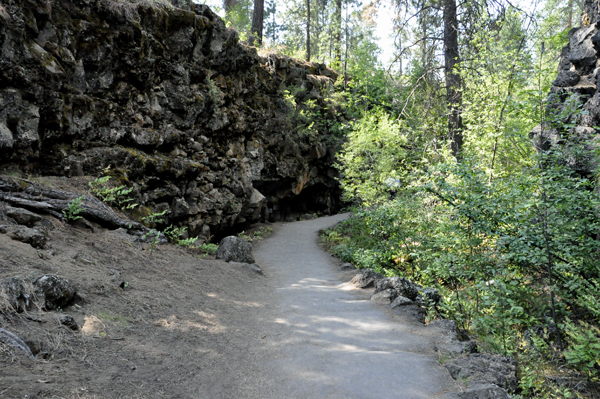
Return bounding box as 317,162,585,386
237,226,273,243
89,176,138,210
164,225,198,247
63,195,85,222
201,243,219,255
336,109,411,204
563,320,600,380
141,209,168,226
223,0,252,41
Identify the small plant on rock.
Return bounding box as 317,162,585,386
201,243,218,255
163,225,198,247
89,175,137,210
63,195,85,222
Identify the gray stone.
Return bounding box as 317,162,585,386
216,236,255,264
445,354,517,392
441,384,511,399
568,24,598,72
7,226,49,248
349,269,384,288
59,314,79,330
0,122,13,149
340,262,354,270
33,275,77,310
457,383,511,399
370,288,396,304
0,328,34,358
5,206,42,227
375,277,421,300
1,277,31,312
229,261,264,275
390,295,414,308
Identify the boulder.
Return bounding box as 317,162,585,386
340,262,354,270
7,226,48,249
374,277,421,300
444,354,517,392
349,269,384,288
216,236,255,264
429,319,478,355
33,275,77,310
442,383,511,399
0,277,31,312
370,289,396,304
390,295,414,308
0,328,34,358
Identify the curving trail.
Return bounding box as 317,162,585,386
250,214,458,399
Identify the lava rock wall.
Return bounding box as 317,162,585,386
535,0,600,175
0,0,343,237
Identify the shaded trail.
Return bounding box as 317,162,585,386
253,214,458,399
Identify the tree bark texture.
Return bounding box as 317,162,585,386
224,0,237,13
444,0,463,159
250,0,264,45
307,0,311,61
334,0,342,64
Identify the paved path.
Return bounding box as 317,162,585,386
253,214,458,399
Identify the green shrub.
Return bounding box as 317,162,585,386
63,196,85,221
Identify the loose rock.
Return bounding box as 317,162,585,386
340,262,354,270
228,261,264,275
7,226,49,249
59,315,79,331
442,383,511,399
33,275,77,310
349,269,384,288
444,354,517,392
216,236,255,264
375,277,421,300
390,295,414,308
370,289,396,304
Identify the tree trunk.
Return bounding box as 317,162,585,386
444,0,463,159
334,0,342,65
250,0,264,45
568,0,574,27
306,0,311,61
224,0,237,13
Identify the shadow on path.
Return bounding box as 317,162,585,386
253,214,458,399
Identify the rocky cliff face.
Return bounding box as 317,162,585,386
536,0,600,175
0,0,344,237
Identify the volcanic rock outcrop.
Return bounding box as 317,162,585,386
533,0,600,174
0,0,343,237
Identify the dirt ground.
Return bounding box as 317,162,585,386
0,176,463,399
0,178,280,399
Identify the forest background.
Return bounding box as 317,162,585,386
154,0,600,396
